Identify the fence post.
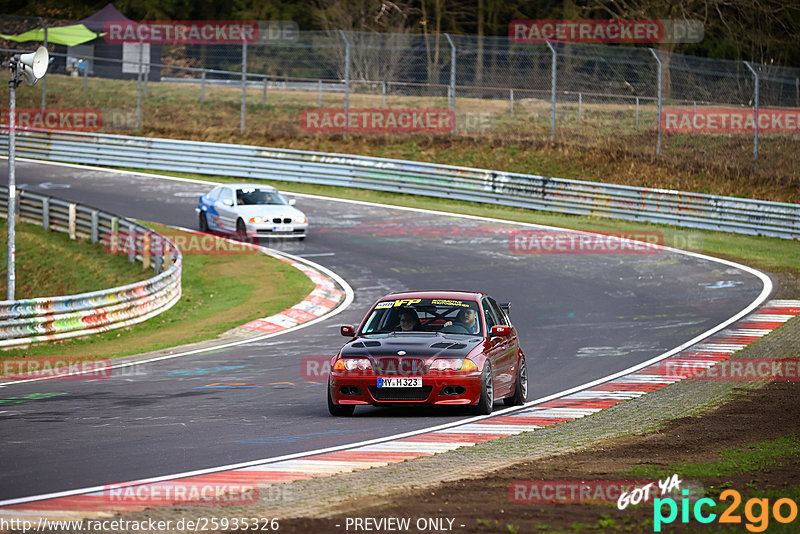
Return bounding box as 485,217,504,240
262,75,268,105
445,33,456,137
578,93,582,121
317,79,322,106
241,42,247,134
635,97,639,129
82,57,88,90
744,61,759,173
510,89,514,117
339,30,350,138
546,41,556,142
692,101,697,134
650,48,662,157
143,48,149,97
200,70,206,102
136,42,143,130
382,81,386,107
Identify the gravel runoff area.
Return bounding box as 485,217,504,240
39,277,798,534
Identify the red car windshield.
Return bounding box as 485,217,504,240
360,298,481,336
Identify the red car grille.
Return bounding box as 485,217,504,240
369,386,433,401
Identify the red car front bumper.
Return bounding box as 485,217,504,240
329,371,483,406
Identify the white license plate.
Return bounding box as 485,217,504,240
377,376,422,388
272,224,292,232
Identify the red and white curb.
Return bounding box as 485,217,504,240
233,257,343,335
2,299,797,521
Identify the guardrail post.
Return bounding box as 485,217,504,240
650,48,662,157
68,204,77,240
241,42,247,134
744,61,759,173
546,41,556,142
126,225,136,263
200,70,206,102
164,244,172,273
42,197,50,230
152,235,162,273
142,232,151,270
91,210,99,243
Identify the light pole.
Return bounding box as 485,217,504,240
6,46,48,300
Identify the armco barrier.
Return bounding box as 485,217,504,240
1,129,799,239
0,185,182,347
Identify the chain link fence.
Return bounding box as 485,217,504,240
2,16,799,179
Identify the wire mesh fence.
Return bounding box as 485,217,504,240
2,18,799,178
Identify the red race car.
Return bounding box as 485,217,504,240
328,290,528,416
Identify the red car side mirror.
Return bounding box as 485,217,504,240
490,325,512,337
340,325,355,337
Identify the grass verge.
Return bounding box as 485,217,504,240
0,220,148,300
0,222,315,363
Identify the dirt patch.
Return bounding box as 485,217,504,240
275,380,800,533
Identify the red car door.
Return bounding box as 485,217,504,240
484,297,518,397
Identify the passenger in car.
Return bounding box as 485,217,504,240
397,308,422,331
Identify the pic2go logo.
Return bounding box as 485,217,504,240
654,489,799,532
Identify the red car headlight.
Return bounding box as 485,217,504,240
333,357,373,373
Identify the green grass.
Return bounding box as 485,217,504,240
120,167,800,277
0,223,315,363
627,436,800,479
0,221,148,300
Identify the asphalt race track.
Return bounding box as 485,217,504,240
0,160,769,502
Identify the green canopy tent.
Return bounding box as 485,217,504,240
0,24,101,47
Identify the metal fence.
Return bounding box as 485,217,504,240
2,23,800,176
2,130,797,240
0,185,182,347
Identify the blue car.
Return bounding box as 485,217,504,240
196,184,308,240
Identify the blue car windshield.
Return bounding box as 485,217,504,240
236,188,288,205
